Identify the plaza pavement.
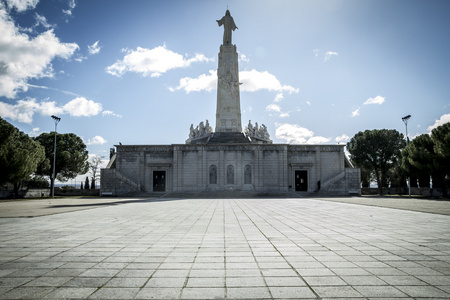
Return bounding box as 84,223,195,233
0,197,449,299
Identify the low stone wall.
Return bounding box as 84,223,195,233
55,189,99,197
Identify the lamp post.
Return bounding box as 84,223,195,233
402,115,411,198
51,115,61,199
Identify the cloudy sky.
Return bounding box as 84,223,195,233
1,0,449,181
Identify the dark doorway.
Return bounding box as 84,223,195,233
153,171,166,192
295,170,308,191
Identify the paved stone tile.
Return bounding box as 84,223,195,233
62,277,110,288
0,198,449,299
145,277,186,288
180,287,225,299
340,275,387,286
303,276,347,286
187,277,224,287
313,285,363,298
0,287,54,299
24,276,73,287
88,287,139,299
226,276,265,287
269,286,317,299
226,287,271,299
135,287,181,299
103,277,148,288
395,285,450,298
43,287,97,299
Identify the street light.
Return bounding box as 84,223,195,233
51,115,61,199
402,115,411,198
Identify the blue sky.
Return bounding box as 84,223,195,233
1,0,449,182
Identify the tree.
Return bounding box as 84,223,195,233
402,124,450,197
402,134,434,188
0,118,46,197
431,122,450,172
91,177,95,189
34,132,89,194
85,176,90,189
431,123,450,196
80,182,84,189
89,155,103,186
347,129,406,195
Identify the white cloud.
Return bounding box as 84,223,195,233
243,106,252,113
88,40,101,55
63,0,76,16
173,70,217,93
102,110,122,118
279,113,290,118
324,51,338,61
266,103,281,112
172,69,298,95
275,123,330,144
74,55,87,62
87,135,107,145
306,101,311,106
314,49,338,62
29,127,41,136
335,134,350,143
62,97,102,117
306,136,331,144
34,13,53,29
106,45,213,77
274,93,284,103
352,108,360,117
276,123,313,144
239,53,249,62
3,0,38,12
428,113,450,132
0,8,79,98
0,97,103,123
0,98,39,123
240,70,299,94
364,95,385,105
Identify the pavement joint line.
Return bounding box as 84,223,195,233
229,199,274,299
233,199,322,299
176,200,219,298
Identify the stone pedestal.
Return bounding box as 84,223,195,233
215,44,242,132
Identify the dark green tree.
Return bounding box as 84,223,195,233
34,132,89,194
347,129,406,195
85,176,89,189
402,134,434,188
0,118,45,197
91,177,95,189
431,123,450,196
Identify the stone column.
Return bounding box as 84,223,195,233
215,45,242,132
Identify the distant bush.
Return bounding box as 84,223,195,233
26,176,49,188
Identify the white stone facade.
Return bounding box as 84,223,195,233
101,144,360,196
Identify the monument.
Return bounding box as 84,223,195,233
101,11,360,196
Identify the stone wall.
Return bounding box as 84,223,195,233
101,143,360,196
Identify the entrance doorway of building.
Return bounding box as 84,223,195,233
295,170,308,191
153,171,166,192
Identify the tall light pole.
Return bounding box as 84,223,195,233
402,115,411,198
51,115,61,199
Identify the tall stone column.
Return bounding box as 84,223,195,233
215,44,242,133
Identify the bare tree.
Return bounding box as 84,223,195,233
89,155,104,185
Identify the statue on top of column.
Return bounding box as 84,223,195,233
217,10,238,46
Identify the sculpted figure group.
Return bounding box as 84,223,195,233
189,119,213,140
244,120,271,141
